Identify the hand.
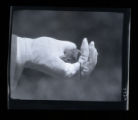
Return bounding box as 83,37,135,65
17,36,98,79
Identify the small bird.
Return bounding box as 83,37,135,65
61,48,81,63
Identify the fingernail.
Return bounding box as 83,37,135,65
90,41,94,46
83,37,88,42
82,37,88,47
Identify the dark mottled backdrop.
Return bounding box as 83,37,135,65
11,10,123,101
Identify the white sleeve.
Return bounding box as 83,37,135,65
10,35,30,96
10,34,19,94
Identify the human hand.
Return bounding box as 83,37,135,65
17,36,98,79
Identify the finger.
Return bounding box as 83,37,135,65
88,41,98,67
79,38,89,63
81,41,98,77
80,62,90,76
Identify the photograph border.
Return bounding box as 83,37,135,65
7,6,130,110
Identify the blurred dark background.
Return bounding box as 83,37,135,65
11,10,123,101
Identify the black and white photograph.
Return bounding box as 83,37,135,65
9,8,126,103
